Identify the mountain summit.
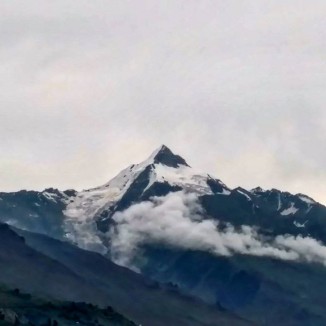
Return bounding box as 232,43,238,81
63,145,230,241
151,145,190,168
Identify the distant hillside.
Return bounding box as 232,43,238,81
0,286,136,326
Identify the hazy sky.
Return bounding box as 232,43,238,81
1,1,326,203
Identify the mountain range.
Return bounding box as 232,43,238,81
1,145,326,325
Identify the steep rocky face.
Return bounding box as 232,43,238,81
152,145,190,168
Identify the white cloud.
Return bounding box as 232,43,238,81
109,192,326,267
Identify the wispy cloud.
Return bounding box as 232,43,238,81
110,192,326,267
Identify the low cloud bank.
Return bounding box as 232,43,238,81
109,191,326,267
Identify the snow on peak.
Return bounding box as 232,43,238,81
64,146,229,222
144,163,220,195
63,146,230,252
41,188,72,204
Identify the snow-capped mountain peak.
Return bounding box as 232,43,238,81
62,146,323,253
96,145,199,200
63,146,231,246
150,145,190,168
65,146,229,217
2,145,324,260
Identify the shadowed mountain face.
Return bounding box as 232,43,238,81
0,224,102,304
1,146,326,325
138,247,326,326
0,223,251,326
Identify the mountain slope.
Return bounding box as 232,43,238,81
1,223,251,326
138,247,326,326
0,223,107,304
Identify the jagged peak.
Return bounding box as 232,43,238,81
250,186,265,193
146,145,190,168
234,186,251,193
249,187,318,206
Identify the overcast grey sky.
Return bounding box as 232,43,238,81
1,1,326,203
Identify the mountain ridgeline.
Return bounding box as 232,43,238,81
1,145,326,325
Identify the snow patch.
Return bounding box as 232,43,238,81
218,189,231,195
280,203,298,216
237,189,251,201
148,164,215,195
294,220,308,228
42,190,71,204
298,195,315,205
277,193,282,211
42,192,58,203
